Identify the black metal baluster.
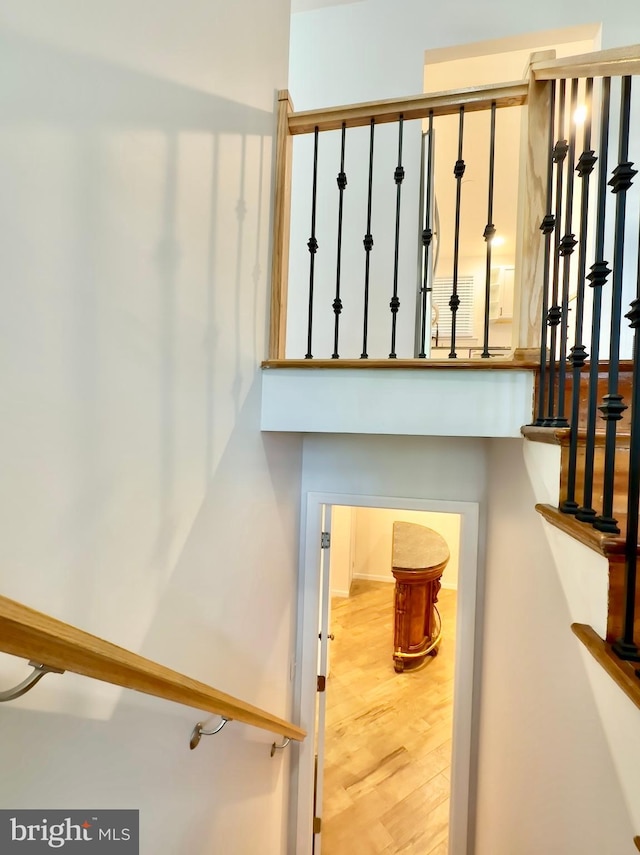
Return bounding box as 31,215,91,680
361,118,375,359
546,79,568,425
613,229,640,662
305,126,319,359
534,81,557,425
332,123,347,359
449,106,465,359
557,79,579,423
419,111,434,359
563,78,596,514
389,116,405,358
576,77,612,523
594,76,636,533
481,102,497,358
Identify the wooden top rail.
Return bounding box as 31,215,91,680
532,43,640,81
288,80,528,135
0,594,306,742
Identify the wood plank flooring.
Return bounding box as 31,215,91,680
321,579,457,855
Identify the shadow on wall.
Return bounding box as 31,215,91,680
1,26,287,679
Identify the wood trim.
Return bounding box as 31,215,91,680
288,81,528,135
535,503,626,556
512,52,554,354
521,425,569,445
262,358,540,370
532,44,640,80
269,90,294,360
571,623,640,712
0,594,306,742
634,835,640,851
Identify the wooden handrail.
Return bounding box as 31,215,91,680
288,80,528,135
532,44,640,80
0,594,306,741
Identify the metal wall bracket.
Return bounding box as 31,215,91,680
270,737,290,757
0,661,65,703
189,716,231,750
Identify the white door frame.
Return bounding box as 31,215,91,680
293,491,480,855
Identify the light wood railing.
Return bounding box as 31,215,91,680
269,80,529,361
532,43,640,80
0,594,305,742
268,43,640,364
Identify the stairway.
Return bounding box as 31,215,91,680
522,362,640,708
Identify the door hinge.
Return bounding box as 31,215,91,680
317,675,326,693
321,531,330,549
313,817,322,834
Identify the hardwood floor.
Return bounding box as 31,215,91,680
321,579,457,855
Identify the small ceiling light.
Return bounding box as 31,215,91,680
574,105,587,125
491,235,505,247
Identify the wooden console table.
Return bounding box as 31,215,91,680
391,521,450,672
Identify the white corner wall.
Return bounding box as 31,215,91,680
0,4,301,854
476,438,638,854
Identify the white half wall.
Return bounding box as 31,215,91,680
262,367,535,437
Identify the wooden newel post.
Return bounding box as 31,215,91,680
269,89,294,360
391,522,450,673
512,51,555,362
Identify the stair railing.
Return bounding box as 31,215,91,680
269,82,530,361
0,593,306,749
531,44,640,665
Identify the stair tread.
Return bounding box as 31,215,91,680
522,425,631,446
535,503,634,556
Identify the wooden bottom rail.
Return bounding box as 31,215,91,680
0,595,305,742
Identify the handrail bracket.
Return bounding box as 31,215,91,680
0,660,65,703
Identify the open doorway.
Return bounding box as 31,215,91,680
294,493,479,855
322,506,461,854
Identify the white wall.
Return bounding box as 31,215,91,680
352,507,460,589
328,504,355,597
475,438,638,854
0,4,301,854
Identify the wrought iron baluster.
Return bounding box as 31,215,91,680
546,79,568,425
361,118,375,359
563,78,596,514
332,123,347,359
534,80,557,425
449,106,465,359
418,111,434,359
305,127,320,359
557,78,579,424
481,102,497,358
594,76,636,534
576,77,612,523
389,116,405,358
613,232,640,662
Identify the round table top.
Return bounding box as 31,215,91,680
392,521,450,571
